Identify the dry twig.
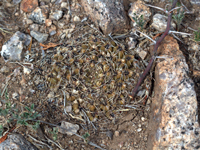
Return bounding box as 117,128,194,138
131,0,178,100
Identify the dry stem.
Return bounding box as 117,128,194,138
131,0,178,100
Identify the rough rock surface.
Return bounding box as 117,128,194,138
58,121,79,136
1,31,31,61
49,10,63,21
128,0,151,29
151,13,176,32
0,133,38,150
30,31,48,43
80,0,129,35
147,36,200,149
20,0,38,13
28,6,48,24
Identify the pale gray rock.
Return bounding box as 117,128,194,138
26,19,33,25
30,31,48,43
49,25,57,36
127,35,138,50
13,0,21,4
49,30,56,36
61,2,68,8
29,24,39,31
1,31,31,61
49,10,63,21
29,7,47,24
12,92,19,100
151,13,176,32
58,121,79,136
65,105,72,112
106,130,113,140
0,133,38,150
190,0,200,5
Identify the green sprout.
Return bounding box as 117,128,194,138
0,125,3,136
4,88,9,100
172,2,184,31
132,13,145,30
194,28,200,42
82,132,90,143
0,102,41,135
49,127,58,141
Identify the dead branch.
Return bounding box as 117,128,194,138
131,0,178,100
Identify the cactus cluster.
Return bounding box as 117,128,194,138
44,34,144,121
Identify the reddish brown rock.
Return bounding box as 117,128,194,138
80,0,129,35
147,36,200,149
20,0,38,13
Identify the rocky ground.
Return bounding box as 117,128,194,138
0,0,200,150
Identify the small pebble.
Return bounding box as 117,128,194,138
68,140,73,144
141,117,145,121
50,30,56,36
106,130,113,140
73,16,80,22
29,24,39,31
55,0,62,5
12,92,19,100
45,19,52,27
49,10,63,21
72,89,78,94
49,25,57,36
138,50,147,60
144,136,148,141
61,2,67,8
65,105,72,112
182,34,188,38
13,0,22,4
58,22,65,28
118,142,124,148
26,19,33,25
15,12,20,16
30,31,48,43
23,67,31,75
151,13,176,32
137,128,142,132
29,89,35,94
58,121,79,136
40,1,45,6
13,68,21,76
29,7,47,24
191,43,199,51
114,131,119,137
60,33,66,39
47,91,54,98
